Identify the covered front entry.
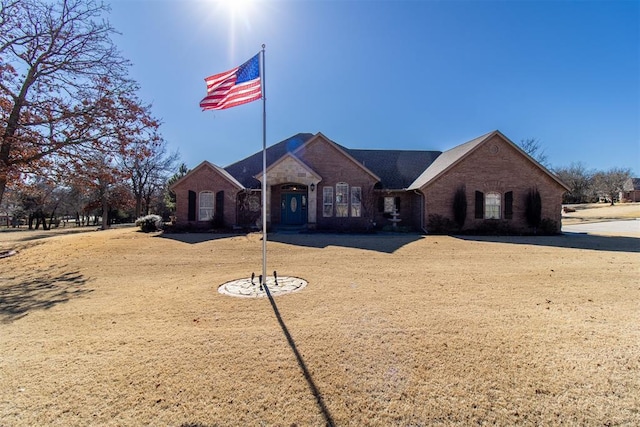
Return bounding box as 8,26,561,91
280,186,307,225
257,154,321,229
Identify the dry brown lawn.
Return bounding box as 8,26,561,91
562,202,640,224
1,208,639,426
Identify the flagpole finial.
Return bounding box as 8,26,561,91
262,43,265,50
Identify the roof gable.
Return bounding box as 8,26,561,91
293,133,381,182
408,131,494,190
170,160,244,191
224,132,384,187
408,130,570,191
624,177,640,191
213,130,569,192
224,133,315,188
255,153,322,182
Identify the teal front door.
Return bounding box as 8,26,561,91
281,193,305,225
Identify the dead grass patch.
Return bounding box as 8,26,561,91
0,222,638,425
562,202,640,224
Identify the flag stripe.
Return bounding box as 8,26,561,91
200,78,262,110
200,54,262,111
204,79,261,101
205,69,238,93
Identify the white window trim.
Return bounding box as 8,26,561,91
323,187,333,217
384,196,395,213
485,192,501,219
351,186,362,217
199,191,214,221
336,182,349,217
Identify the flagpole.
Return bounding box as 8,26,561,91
261,44,267,284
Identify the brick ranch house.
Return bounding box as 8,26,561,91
170,130,569,233
621,178,640,203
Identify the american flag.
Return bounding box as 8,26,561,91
200,54,262,111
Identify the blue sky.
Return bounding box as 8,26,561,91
107,0,639,175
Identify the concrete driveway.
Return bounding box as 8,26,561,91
562,219,640,238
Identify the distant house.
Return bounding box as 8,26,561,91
170,130,569,233
621,178,640,202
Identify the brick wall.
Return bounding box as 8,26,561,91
371,191,420,230
422,134,565,233
172,163,240,227
297,136,379,230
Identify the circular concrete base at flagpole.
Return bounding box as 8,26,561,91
218,276,308,298
0,250,17,259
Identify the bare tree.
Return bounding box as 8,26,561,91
165,163,189,214
553,162,595,204
519,138,550,168
66,153,132,229
121,139,179,218
0,0,160,206
593,167,632,205
0,185,21,227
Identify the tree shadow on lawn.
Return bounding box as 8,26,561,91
0,227,97,243
0,269,92,323
456,232,639,253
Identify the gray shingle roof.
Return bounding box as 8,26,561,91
407,130,570,191
224,133,315,188
189,130,570,194
624,178,640,191
343,148,441,189
408,131,494,190
224,133,442,190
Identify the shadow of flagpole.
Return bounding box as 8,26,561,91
262,279,336,426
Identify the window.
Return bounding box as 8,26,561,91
384,196,395,213
351,187,362,217
323,187,333,217
485,192,501,219
336,183,349,217
199,191,214,221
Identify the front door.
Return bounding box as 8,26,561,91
281,193,306,225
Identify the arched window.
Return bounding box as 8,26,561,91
351,187,362,217
199,191,214,221
335,182,349,217
485,192,501,219
323,187,333,217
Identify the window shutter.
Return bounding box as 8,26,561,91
475,191,484,219
504,191,513,219
188,190,196,221
216,191,224,214
216,191,225,219
378,197,384,212
395,197,401,212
